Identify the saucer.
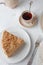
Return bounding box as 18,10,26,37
19,14,37,28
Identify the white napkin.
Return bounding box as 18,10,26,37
40,13,43,30
32,41,43,65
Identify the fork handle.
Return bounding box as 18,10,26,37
27,47,37,65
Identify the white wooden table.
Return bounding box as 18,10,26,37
0,0,43,65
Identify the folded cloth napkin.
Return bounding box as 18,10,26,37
32,41,43,65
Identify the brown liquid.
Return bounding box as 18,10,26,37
22,12,32,20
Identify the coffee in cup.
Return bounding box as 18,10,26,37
19,11,37,27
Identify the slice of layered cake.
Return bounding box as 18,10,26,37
2,31,24,57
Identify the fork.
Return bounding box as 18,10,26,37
8,36,43,65
27,36,43,65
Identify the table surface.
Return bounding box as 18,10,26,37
0,0,43,65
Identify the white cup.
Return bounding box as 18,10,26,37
20,11,37,24
0,0,19,8
19,11,37,27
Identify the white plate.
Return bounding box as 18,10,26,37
0,26,31,63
